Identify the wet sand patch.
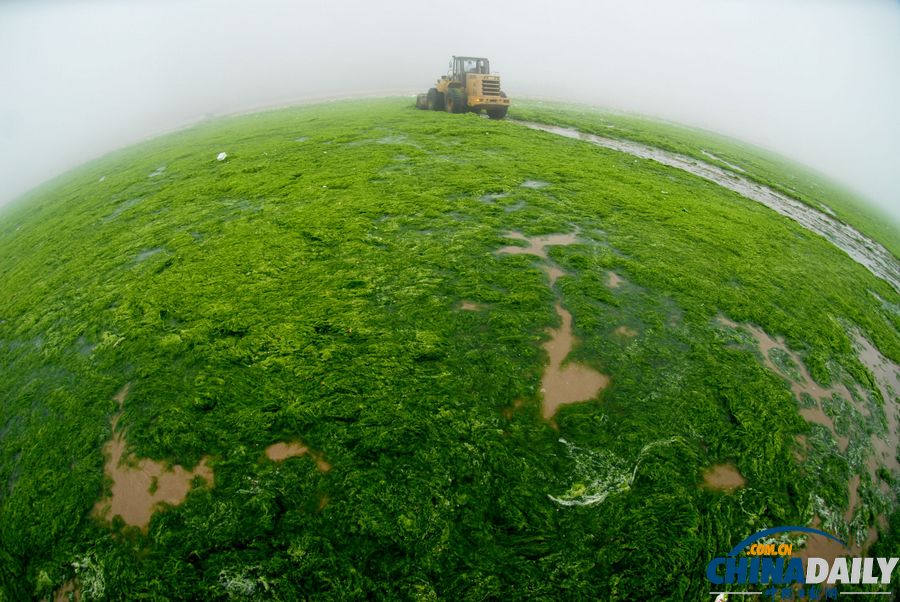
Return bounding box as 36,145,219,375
794,434,808,462
702,463,746,491
614,325,637,338
459,301,485,311
53,579,79,602
94,384,213,529
265,441,331,472
716,315,740,329
541,303,610,421
607,271,624,288
502,398,524,420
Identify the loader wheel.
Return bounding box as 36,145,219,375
446,88,467,114
487,91,508,120
426,88,445,111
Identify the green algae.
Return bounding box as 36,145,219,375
0,98,897,599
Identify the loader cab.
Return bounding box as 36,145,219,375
450,56,490,82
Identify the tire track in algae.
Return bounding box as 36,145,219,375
517,120,900,293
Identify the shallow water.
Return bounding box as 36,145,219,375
480,191,509,203
700,150,746,173
94,384,213,529
541,265,566,287
540,303,610,420
97,436,213,528
717,317,900,554
720,318,855,449
607,271,623,288
134,247,164,263
503,200,527,213
852,330,900,480
796,484,887,569
496,231,608,421
265,441,331,472
520,179,550,189
496,230,578,260
520,121,900,292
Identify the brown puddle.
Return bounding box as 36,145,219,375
798,518,855,569
265,441,331,472
496,230,609,422
496,230,578,260
717,316,852,450
702,463,746,491
541,265,566,287
852,329,900,479
93,384,213,529
717,316,900,555
496,231,576,288
744,322,854,450
541,304,610,421
797,478,887,568
519,120,900,292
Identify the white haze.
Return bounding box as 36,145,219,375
1,0,898,222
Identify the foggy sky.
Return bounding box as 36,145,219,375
1,0,898,222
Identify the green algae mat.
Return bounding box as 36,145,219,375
1,98,898,599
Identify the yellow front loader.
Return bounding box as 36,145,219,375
416,56,510,119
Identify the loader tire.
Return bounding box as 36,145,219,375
487,91,508,120
426,88,444,111
446,88,467,114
